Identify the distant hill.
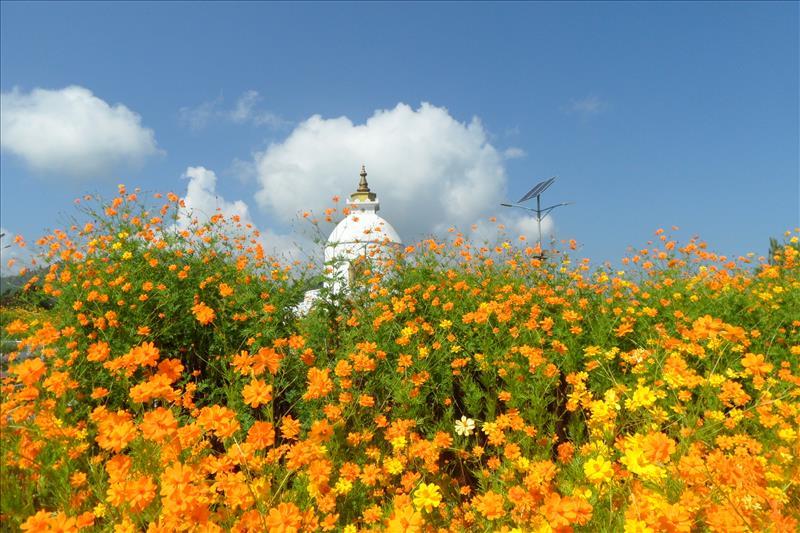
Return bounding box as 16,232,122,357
0,269,41,296
1,272,29,296
0,267,50,308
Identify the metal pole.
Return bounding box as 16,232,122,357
536,194,542,251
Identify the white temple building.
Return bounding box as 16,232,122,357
296,165,402,314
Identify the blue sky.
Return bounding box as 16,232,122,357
1,1,798,269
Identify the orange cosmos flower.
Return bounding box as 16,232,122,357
386,505,423,533
131,341,160,367
5,319,29,335
43,371,71,397
300,348,315,365
358,394,375,407
140,407,178,442
550,493,594,527
741,352,773,377
106,475,156,512
557,441,575,463
129,374,177,403
265,502,302,533
91,387,109,399
256,346,283,375
192,302,216,325
288,335,306,350
242,379,273,408
219,283,234,297
20,511,64,532
11,358,47,387
280,415,301,440
95,410,137,452
473,491,505,520
70,471,87,488
75,512,94,529
615,320,634,337
246,421,275,450
303,367,333,400
197,405,240,439
641,432,675,464
503,442,522,461
309,418,334,443
157,358,184,381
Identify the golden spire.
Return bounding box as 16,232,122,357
350,164,377,201
357,164,370,192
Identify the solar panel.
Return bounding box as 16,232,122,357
517,177,556,203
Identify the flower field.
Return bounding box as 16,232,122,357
1,187,799,532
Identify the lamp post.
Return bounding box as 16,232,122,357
501,177,571,255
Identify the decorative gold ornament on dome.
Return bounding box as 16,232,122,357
350,164,377,202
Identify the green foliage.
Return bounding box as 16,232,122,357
1,190,799,531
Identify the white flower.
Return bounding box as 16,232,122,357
454,416,475,436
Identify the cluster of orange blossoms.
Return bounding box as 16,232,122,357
1,187,798,532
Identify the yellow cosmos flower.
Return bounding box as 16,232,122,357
624,519,654,533
385,458,403,475
413,483,442,513
400,326,415,337
583,456,614,484
778,427,796,442
334,478,353,495
625,385,656,410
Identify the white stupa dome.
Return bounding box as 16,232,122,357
326,205,401,247
324,166,402,292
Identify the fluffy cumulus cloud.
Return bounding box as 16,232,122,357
180,166,253,225
177,166,308,262
253,102,544,242
504,212,554,245
0,86,160,178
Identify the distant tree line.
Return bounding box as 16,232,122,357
768,237,800,265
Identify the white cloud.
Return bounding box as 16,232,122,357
566,95,607,116
503,147,526,159
227,157,259,183
230,90,285,127
465,214,554,247
177,166,310,263
504,213,555,245
178,97,221,130
254,102,546,243
180,90,288,130
180,166,252,225
180,103,557,267
0,86,160,178
230,91,260,123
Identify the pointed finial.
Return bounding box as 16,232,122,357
357,164,370,192
350,164,377,202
